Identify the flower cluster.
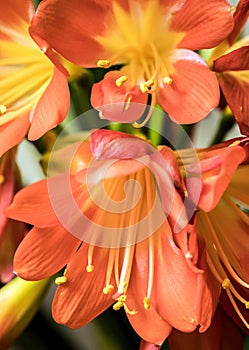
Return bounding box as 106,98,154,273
0,0,249,349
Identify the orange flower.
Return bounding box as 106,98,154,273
29,0,234,125
141,138,249,349
0,148,27,283
0,0,70,156
6,129,216,345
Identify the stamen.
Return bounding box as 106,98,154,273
55,276,67,285
222,278,231,290
163,76,173,85
226,289,249,329
113,301,124,311
104,248,116,293
113,295,137,315
204,214,249,289
103,284,114,294
123,304,137,315
97,59,111,68
140,79,155,93
118,245,135,294
143,297,150,310
86,264,94,272
0,105,7,114
86,245,94,272
116,75,128,87
246,302,249,309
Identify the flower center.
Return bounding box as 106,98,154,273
95,1,184,101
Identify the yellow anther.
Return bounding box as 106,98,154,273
0,105,7,114
228,140,240,147
103,284,114,294
143,297,150,310
140,79,154,93
97,59,111,68
245,301,249,309
117,294,127,303
140,82,148,93
222,278,231,290
163,76,173,85
115,75,128,87
113,301,124,311
55,276,67,285
0,175,4,185
86,264,94,272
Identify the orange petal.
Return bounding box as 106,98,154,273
171,0,234,50
158,50,219,124
91,71,148,123
28,67,70,140
6,178,58,227
30,0,110,67
0,0,34,40
194,140,249,211
52,244,114,328
214,46,249,72
168,306,244,350
219,72,249,136
0,113,30,157
228,0,249,45
125,246,172,344
14,226,80,280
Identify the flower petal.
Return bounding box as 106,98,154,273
6,178,58,227
52,244,114,328
189,139,249,212
171,0,234,50
0,113,30,157
14,226,80,280
214,46,249,72
28,67,70,140
168,306,244,350
219,72,249,136
0,0,34,40
91,71,148,123
90,129,154,160
158,49,219,124
125,253,172,344
30,0,111,67
228,0,249,45
133,222,212,333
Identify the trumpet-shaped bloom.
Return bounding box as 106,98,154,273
0,0,70,156
7,129,218,345
29,0,234,125
141,138,249,349
0,148,27,283
210,0,249,135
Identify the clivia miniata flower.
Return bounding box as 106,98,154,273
0,0,71,156
6,129,217,346
29,0,234,125
6,130,249,348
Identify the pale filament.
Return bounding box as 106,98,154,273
204,213,249,289
86,244,95,272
